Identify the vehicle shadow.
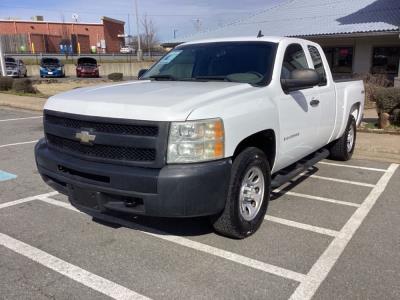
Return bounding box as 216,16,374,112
270,166,319,201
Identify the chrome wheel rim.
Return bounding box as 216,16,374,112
347,126,355,153
239,166,265,221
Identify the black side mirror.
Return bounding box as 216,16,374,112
281,69,320,93
138,69,148,79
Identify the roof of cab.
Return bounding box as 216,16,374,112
180,36,286,46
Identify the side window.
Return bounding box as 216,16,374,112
281,44,309,79
308,45,327,85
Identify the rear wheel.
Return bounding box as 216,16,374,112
329,115,356,161
211,147,270,239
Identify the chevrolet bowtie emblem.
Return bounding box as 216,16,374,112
75,130,96,144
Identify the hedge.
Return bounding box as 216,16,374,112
375,87,400,115
0,76,14,91
108,73,123,81
12,78,37,94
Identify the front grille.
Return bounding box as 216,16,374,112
46,134,156,162
45,114,158,137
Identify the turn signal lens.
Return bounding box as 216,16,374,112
167,118,225,163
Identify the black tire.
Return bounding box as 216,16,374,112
211,147,271,239
329,115,356,161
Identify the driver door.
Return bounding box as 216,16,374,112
276,43,322,168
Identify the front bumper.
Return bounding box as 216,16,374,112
40,69,63,77
35,139,231,217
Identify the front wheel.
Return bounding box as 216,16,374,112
329,115,356,161
211,147,270,239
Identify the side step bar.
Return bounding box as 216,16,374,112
271,148,330,189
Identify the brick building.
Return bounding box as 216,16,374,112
0,16,125,54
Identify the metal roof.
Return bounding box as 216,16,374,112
164,0,400,46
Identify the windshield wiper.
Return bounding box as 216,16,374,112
149,74,176,81
194,76,231,82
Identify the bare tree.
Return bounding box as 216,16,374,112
141,14,158,56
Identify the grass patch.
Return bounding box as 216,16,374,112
0,90,48,98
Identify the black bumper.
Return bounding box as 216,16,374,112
35,139,231,217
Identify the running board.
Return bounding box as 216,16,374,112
271,149,330,189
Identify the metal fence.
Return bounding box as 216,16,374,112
0,34,29,53
4,52,163,65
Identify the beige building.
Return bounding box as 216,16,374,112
164,0,400,85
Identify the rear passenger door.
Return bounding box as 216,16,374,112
277,43,322,168
307,45,336,146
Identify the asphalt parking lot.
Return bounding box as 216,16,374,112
0,106,399,300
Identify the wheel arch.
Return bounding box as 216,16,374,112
233,129,276,169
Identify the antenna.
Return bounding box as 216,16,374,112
257,30,264,38
72,13,79,23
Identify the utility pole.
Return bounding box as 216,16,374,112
173,29,178,39
134,0,142,61
0,36,5,77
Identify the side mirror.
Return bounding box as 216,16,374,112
138,69,148,79
281,69,320,93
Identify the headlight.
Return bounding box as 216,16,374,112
57,67,62,70
167,118,224,163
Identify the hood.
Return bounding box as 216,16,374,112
6,63,17,69
77,57,97,65
79,65,97,70
45,80,254,121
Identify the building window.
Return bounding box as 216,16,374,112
323,47,353,73
372,47,400,74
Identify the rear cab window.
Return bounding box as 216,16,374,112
307,45,328,86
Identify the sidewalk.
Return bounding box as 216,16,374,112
0,93,46,111
354,132,400,164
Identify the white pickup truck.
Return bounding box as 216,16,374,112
35,36,364,238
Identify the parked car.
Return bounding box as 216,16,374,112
35,37,365,239
40,58,65,78
76,57,100,78
120,46,135,54
4,57,27,77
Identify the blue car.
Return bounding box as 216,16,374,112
40,58,65,78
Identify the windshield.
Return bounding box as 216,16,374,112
41,58,60,66
78,57,97,66
142,42,277,85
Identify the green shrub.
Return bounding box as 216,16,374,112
12,78,37,94
354,74,392,107
391,109,400,126
108,73,123,81
375,87,400,114
0,76,14,91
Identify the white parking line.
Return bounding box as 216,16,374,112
318,161,388,172
265,215,339,237
0,140,38,149
0,116,43,122
0,191,58,210
309,174,375,188
289,163,399,300
275,191,361,208
39,197,307,283
0,233,150,300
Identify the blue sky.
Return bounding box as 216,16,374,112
1,0,284,41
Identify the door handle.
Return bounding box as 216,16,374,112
310,99,320,107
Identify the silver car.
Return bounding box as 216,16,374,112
4,57,27,78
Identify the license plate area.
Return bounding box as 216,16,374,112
68,185,103,211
